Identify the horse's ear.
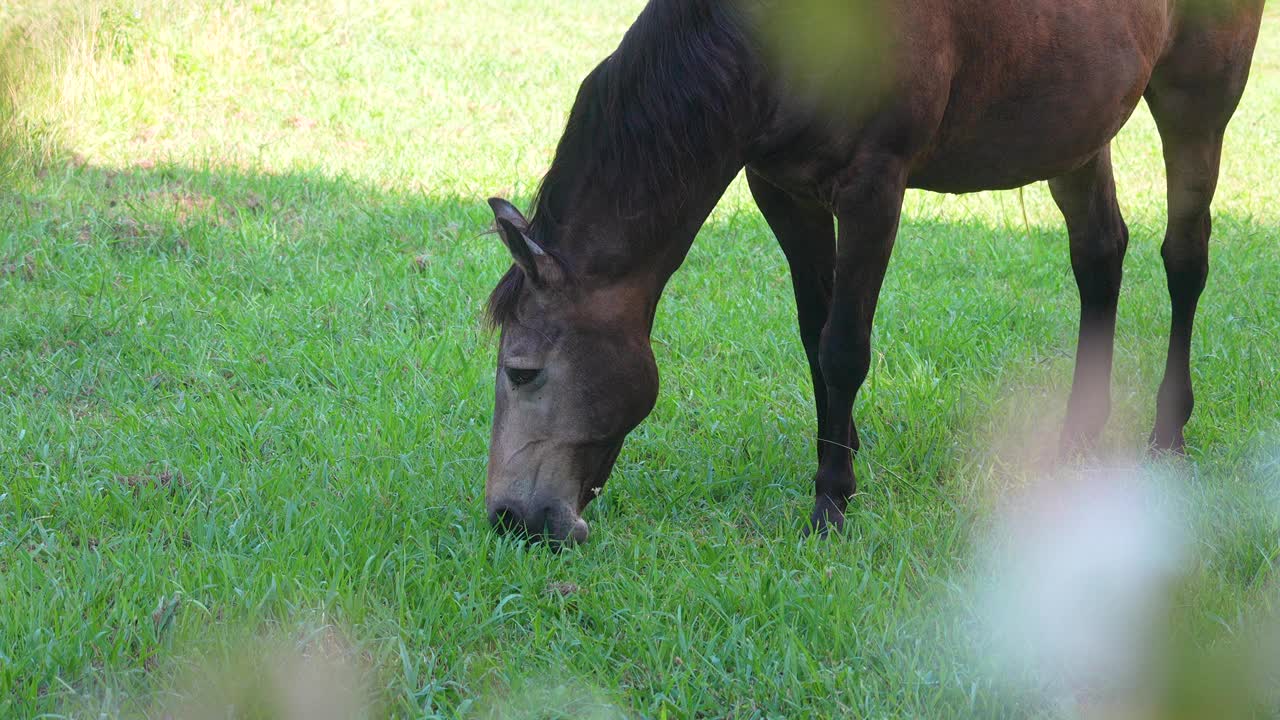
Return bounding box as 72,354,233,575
488,197,563,286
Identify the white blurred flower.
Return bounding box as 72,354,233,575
972,467,1188,703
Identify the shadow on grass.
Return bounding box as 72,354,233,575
5,153,1279,505
1,155,504,344
3,154,1279,718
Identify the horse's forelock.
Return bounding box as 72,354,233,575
485,265,525,330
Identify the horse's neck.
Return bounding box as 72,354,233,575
552,138,745,289
645,157,746,281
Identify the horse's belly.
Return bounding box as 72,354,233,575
904,0,1167,193
905,82,1149,192
906,114,1134,193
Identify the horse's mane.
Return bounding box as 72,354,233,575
487,1,751,328
530,0,750,236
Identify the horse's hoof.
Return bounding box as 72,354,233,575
804,497,847,538
1147,428,1187,457
1058,426,1101,463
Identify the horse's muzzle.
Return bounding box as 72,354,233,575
487,499,590,546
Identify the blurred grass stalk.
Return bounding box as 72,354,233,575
753,0,893,118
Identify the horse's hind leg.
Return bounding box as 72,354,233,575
746,169,839,460
1050,146,1129,454
1144,6,1262,452
1146,128,1224,452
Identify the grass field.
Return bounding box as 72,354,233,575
2,1,1278,717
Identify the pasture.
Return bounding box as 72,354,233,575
2,1,1279,717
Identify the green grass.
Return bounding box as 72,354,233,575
2,1,1278,717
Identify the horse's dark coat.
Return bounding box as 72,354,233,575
484,0,1267,542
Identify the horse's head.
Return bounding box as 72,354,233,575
481,198,659,546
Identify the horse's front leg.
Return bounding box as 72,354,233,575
746,169,837,462
810,158,907,535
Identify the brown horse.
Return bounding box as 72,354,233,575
483,0,1266,544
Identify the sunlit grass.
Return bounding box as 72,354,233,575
1,2,1278,717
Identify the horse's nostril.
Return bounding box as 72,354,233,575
489,506,523,533
488,503,550,539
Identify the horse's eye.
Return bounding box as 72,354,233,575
505,367,542,387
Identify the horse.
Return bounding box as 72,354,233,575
481,0,1266,544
